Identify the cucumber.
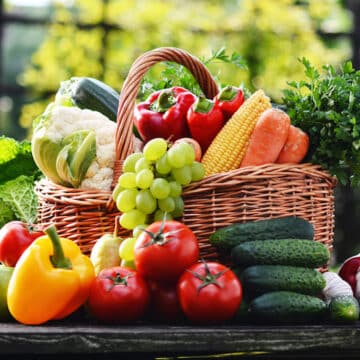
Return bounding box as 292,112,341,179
58,77,120,122
231,239,330,268
328,295,359,323
249,291,327,323
242,265,326,296
209,217,314,252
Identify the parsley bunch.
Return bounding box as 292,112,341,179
282,58,360,187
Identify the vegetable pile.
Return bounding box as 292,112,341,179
1,53,360,327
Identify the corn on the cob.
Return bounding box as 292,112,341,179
201,89,272,176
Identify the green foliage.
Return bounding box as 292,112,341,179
282,58,360,187
0,136,41,227
18,0,349,130
140,47,247,100
0,175,39,226
0,136,39,184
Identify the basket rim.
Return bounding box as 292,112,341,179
183,162,337,194
36,162,337,201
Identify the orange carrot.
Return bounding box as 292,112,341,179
276,125,309,164
240,108,290,167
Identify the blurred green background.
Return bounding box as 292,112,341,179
1,0,359,265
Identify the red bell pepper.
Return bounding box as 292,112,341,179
186,95,224,152
134,87,196,143
214,86,245,121
0,221,44,267
338,254,360,300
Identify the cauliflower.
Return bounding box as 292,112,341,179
32,104,116,191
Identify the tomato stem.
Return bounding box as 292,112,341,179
188,259,229,293
106,272,133,289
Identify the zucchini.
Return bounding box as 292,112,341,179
231,239,330,268
249,291,327,323
242,265,326,296
58,77,120,122
209,217,314,252
328,295,359,323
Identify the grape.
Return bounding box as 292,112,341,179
136,189,157,214
172,196,184,218
120,259,136,270
167,144,186,168
171,165,192,185
120,209,146,230
155,153,172,175
169,180,182,197
136,168,154,189
143,138,168,161
178,142,195,165
118,172,137,189
154,209,173,222
135,157,152,172
191,161,206,181
158,197,175,213
119,237,137,261
116,188,138,212
150,178,171,199
133,224,147,239
112,182,123,202
122,152,143,173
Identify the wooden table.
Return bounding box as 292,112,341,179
0,321,359,359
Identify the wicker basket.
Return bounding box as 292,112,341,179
35,47,337,259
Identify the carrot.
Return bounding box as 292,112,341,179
240,108,290,167
276,125,309,164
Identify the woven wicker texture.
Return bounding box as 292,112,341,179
182,163,336,262
36,47,337,260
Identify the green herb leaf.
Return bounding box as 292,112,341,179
140,47,248,101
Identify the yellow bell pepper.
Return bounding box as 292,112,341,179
7,225,95,325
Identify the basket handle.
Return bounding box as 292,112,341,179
114,47,219,171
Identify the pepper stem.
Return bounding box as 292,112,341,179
45,225,72,269
193,95,214,113
218,85,237,101
151,89,176,112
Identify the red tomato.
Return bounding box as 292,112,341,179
87,266,150,323
134,220,199,283
148,280,184,323
0,221,44,267
177,261,242,324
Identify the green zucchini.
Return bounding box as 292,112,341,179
242,265,326,296
249,291,327,323
58,77,120,122
231,239,330,268
328,295,359,323
209,217,314,252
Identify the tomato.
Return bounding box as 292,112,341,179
87,266,150,323
0,221,44,267
134,220,199,283
177,261,242,324
148,280,184,323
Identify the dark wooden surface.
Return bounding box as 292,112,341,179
0,321,359,359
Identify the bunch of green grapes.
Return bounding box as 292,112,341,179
112,138,205,231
